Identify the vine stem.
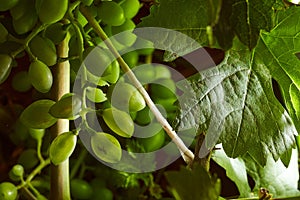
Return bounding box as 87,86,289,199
79,6,194,164
49,31,71,199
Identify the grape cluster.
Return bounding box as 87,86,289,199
0,0,180,199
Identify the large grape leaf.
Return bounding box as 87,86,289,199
176,41,297,166
254,6,300,132
138,0,283,51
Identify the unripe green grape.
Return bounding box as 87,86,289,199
28,60,53,93
11,0,38,34
86,87,107,103
135,106,154,125
20,99,57,129
0,54,12,84
108,82,146,112
28,128,45,141
111,19,137,46
80,0,94,6
137,128,165,152
132,64,156,84
154,98,177,112
101,60,120,84
150,78,176,99
10,164,24,178
37,0,68,24
102,107,134,137
154,65,171,79
49,94,82,119
50,131,77,165
122,50,139,68
0,182,18,200
44,22,68,45
10,120,29,145
0,23,8,43
11,71,32,92
18,149,39,170
0,0,19,11
71,179,93,199
97,1,125,26
29,35,57,66
119,0,140,19
83,47,113,77
133,37,154,55
90,187,113,200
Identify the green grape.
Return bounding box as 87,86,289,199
44,22,68,45
18,149,39,170
0,182,17,200
28,128,45,141
11,71,32,92
102,107,134,137
83,47,113,77
90,187,113,200
101,60,120,84
97,1,125,26
20,99,57,129
0,23,8,43
29,35,57,66
0,0,19,11
91,132,122,163
107,82,146,112
135,106,154,125
10,120,29,145
11,0,38,34
137,128,165,152
122,50,139,68
150,78,176,99
0,54,12,84
36,0,68,24
154,98,177,112
132,64,156,84
70,179,93,199
50,131,77,165
119,0,140,19
80,0,94,6
111,19,137,46
133,37,154,55
28,60,53,93
86,87,107,103
49,94,82,119
154,64,171,79
10,164,24,178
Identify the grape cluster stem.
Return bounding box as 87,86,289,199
79,5,195,164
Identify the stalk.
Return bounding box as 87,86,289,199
79,6,194,164
50,33,71,200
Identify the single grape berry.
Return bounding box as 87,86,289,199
97,1,125,26
70,179,93,199
11,164,24,178
0,182,18,200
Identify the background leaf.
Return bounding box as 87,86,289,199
243,148,300,197
212,144,251,198
254,6,300,132
176,41,297,166
165,165,220,200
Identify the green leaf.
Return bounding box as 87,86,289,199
212,144,251,198
176,41,297,166
50,131,77,165
255,6,300,132
164,165,221,200
139,0,210,45
91,132,122,163
215,0,284,49
243,148,300,198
